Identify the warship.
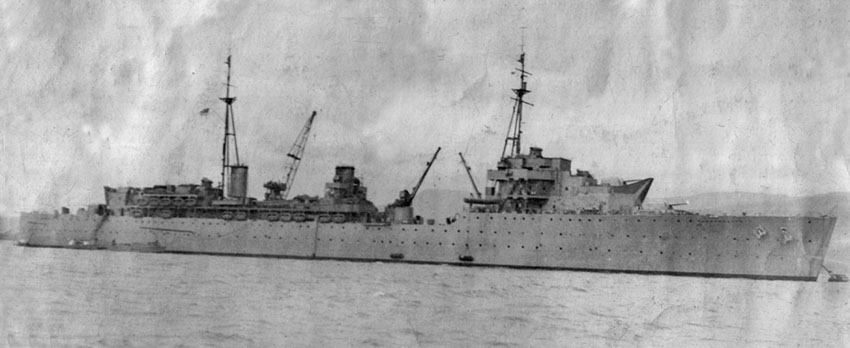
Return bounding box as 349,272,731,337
20,52,841,282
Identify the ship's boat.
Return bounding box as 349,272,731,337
18,52,841,282
106,165,379,224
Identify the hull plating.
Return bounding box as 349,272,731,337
20,211,836,281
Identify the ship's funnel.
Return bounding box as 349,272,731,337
229,165,249,198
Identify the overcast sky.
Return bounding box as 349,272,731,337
2,0,849,213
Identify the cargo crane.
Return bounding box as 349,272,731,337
458,152,482,199
264,111,317,200
389,147,441,208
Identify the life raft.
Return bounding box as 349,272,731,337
222,211,234,220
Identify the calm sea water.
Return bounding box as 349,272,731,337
0,241,848,348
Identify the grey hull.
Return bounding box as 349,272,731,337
20,212,836,281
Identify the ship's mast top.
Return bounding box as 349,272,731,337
501,37,534,159
220,55,241,194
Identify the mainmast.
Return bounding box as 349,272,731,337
220,55,241,196
501,43,534,159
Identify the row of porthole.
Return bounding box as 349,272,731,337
351,239,772,259
475,215,755,224
111,228,809,246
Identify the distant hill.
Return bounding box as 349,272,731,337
652,191,850,217
412,189,469,222
0,215,20,240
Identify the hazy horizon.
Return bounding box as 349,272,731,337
3,1,850,214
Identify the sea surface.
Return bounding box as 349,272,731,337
0,241,848,348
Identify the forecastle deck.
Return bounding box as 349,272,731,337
20,211,836,281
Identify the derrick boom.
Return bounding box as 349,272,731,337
264,111,317,200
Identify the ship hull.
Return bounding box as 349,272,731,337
19,212,102,248
20,212,836,281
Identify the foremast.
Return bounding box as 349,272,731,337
501,47,534,159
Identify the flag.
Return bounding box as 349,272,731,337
199,108,210,115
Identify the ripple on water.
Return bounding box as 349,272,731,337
1,242,849,347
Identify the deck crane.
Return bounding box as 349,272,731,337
389,147,441,208
263,111,317,200
458,152,482,199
